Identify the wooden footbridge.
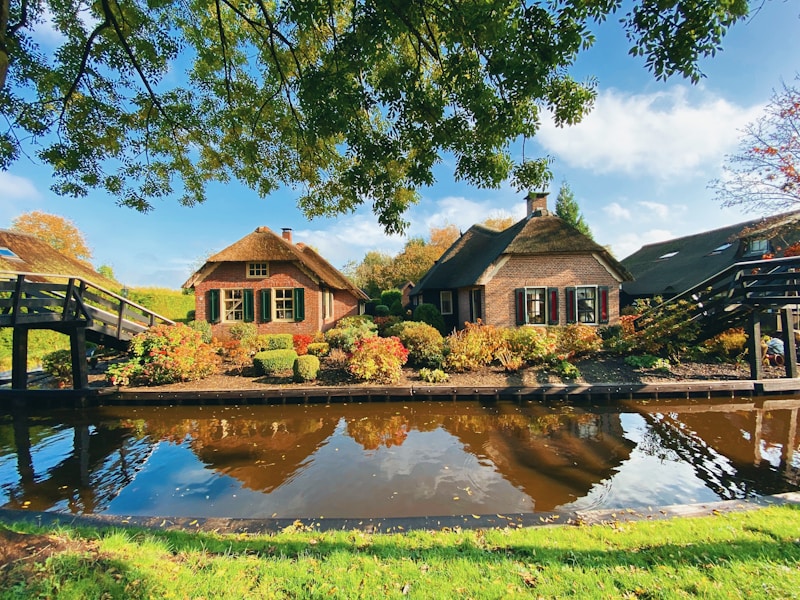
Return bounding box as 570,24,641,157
635,255,800,382
0,272,174,390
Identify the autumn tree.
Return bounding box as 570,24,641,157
712,79,800,214
343,251,395,299
555,181,594,239
428,224,460,255
483,213,516,231
0,1,748,233
11,211,92,262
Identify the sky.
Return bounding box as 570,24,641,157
2,2,800,290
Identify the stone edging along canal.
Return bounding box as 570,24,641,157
1,493,799,535
3,377,800,408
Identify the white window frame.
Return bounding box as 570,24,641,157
576,286,598,324
440,290,453,315
222,288,244,323
747,239,769,256
247,262,269,278
273,288,294,322
523,287,547,325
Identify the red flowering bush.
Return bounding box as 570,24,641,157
348,336,409,383
106,323,219,386
293,334,313,356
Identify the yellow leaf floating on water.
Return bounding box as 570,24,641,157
453,496,460,501
472,514,481,519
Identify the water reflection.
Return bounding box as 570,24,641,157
0,399,798,519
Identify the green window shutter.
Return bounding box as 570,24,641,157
547,287,559,325
243,289,254,323
260,289,272,322
294,288,305,322
565,287,577,324
207,289,220,324
598,286,610,324
514,288,525,325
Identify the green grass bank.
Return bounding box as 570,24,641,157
1,505,798,598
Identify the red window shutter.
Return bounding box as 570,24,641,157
548,287,559,325
599,286,609,324
565,287,576,324
515,288,525,325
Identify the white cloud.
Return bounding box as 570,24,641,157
0,172,41,203
638,201,672,220
611,229,675,260
537,87,763,179
603,202,632,221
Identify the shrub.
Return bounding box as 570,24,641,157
220,339,252,374
374,315,403,336
418,367,449,383
106,323,219,386
229,322,258,343
599,315,638,354
380,289,402,308
631,298,699,359
374,304,390,317
348,336,409,383
703,328,747,361
325,317,377,352
625,354,671,372
42,349,73,385
253,349,298,375
326,347,349,371
387,321,445,368
413,303,446,334
187,319,213,343
496,349,524,372
251,333,294,351
443,321,505,372
293,334,313,356
503,327,558,363
555,323,602,359
553,359,581,380
293,354,320,382
307,342,330,357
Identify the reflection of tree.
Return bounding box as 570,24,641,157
346,416,410,450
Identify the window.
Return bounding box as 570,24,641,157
248,262,269,278
709,243,732,256
223,289,244,322
658,251,679,260
471,289,483,322
746,239,769,256
576,286,597,324
440,290,453,315
323,289,334,319
565,286,609,325
274,288,294,321
515,287,559,325
0,247,20,260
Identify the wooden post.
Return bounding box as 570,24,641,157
70,326,89,390
780,308,798,378
748,311,764,381
11,326,29,390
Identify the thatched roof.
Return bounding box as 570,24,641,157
621,210,800,298
414,214,631,293
0,229,118,289
183,226,368,299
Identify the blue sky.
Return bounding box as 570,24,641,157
2,2,800,289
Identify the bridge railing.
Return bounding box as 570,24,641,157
0,272,175,342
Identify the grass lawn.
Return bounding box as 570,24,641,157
1,505,798,598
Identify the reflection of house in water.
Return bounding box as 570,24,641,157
440,406,636,511
187,416,336,493
637,400,800,498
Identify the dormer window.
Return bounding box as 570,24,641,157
658,251,679,260
746,239,769,257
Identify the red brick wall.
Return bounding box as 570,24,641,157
194,261,360,338
484,254,622,328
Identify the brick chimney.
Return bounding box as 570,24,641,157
281,228,293,243
525,191,549,217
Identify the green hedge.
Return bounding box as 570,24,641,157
253,333,294,351
293,354,320,382
253,349,298,375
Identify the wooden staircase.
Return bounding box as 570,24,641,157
0,272,175,390
634,255,800,380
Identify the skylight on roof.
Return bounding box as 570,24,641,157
658,251,679,259
0,247,20,260
709,243,732,255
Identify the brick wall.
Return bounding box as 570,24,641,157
484,254,622,328
194,261,360,338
